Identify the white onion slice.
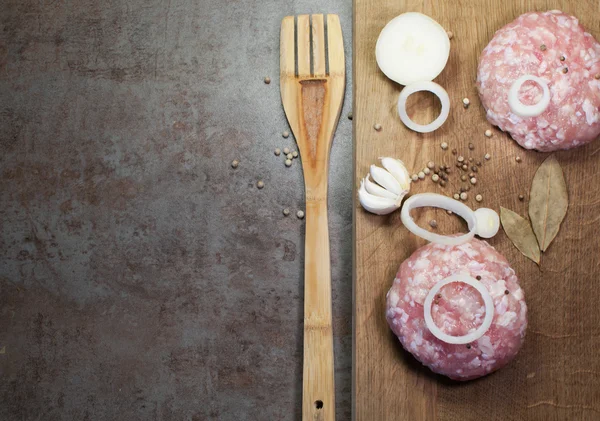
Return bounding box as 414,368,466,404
424,274,495,345
400,193,500,245
376,12,450,86
400,193,476,245
397,81,450,133
508,75,550,117
364,174,398,199
370,164,402,195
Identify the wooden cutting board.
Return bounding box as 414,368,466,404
353,1,600,420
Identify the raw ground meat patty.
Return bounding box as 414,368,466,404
477,10,600,151
386,239,527,381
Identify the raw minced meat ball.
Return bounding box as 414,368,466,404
477,10,600,151
386,239,527,381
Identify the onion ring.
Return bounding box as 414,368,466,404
397,81,450,133
423,274,495,345
508,75,550,118
400,193,499,245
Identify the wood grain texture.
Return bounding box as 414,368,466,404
353,1,600,420
281,14,346,421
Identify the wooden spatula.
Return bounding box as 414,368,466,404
280,14,345,421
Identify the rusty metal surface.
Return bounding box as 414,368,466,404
0,1,352,420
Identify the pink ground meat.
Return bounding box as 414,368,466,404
477,10,600,151
385,239,527,381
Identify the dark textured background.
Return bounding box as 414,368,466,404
0,1,353,420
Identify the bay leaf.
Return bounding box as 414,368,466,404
529,155,568,251
500,207,540,264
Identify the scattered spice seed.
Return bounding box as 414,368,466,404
432,174,440,182
429,220,438,228
516,156,522,163
465,185,471,191
440,173,448,181
562,67,568,74
476,275,482,280
445,167,451,174
257,180,264,189
287,153,293,160
460,186,467,192
374,123,382,131
427,161,435,169
469,143,474,150
424,168,431,175
418,171,425,179
297,210,305,219
471,166,478,173
560,55,566,61
285,159,292,167
462,97,470,108
231,160,239,168
460,192,468,201
540,44,546,51
440,180,447,187
433,169,439,175
476,194,483,202
292,151,298,158
484,153,491,160
453,193,460,200
447,30,453,40
468,157,473,162
447,210,452,215
461,175,467,181
283,147,290,154
458,156,464,162
282,131,290,138
452,148,457,155
348,112,353,120
485,129,493,137
466,344,472,349
264,76,271,84
519,194,525,201
477,161,482,166
470,177,477,185
596,74,600,80
469,172,475,178
441,142,448,150
274,148,281,156
411,174,418,181
505,290,510,295
283,208,290,216
462,164,468,170
456,162,462,168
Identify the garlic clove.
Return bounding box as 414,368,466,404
358,179,400,215
380,157,411,191
364,174,398,199
370,164,402,196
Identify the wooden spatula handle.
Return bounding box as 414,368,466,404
303,198,335,421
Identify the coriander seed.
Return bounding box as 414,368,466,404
462,97,470,108
484,153,491,160
432,174,440,182
282,131,290,138
485,129,492,138
296,210,304,219
462,164,468,170
427,161,435,169
411,174,418,181
374,123,382,131
475,194,483,202
453,193,460,200
292,151,298,158
424,168,431,175
231,160,239,168
461,175,467,181
458,156,464,162
470,177,477,185
515,156,522,163
469,143,474,150
283,147,290,154
418,171,425,180
257,180,264,189
519,194,524,201
274,148,281,156
287,153,293,160
441,142,448,150
429,220,438,228
264,76,271,84
285,159,292,167
460,192,467,200
283,208,290,216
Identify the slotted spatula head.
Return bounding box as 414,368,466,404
280,14,345,192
